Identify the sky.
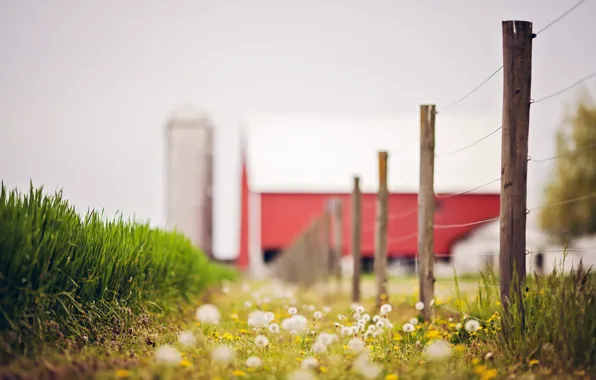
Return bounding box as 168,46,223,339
1,0,595,260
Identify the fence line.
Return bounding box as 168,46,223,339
532,70,596,104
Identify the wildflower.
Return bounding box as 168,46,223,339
211,344,235,365
372,315,380,323
288,307,298,315
334,322,342,328
340,326,352,336
313,311,323,320
281,314,308,333
241,283,250,292
424,340,452,361
415,302,424,311
376,319,385,329
322,306,331,314
529,359,539,366
312,341,327,353
232,370,247,377
426,330,440,339
385,374,398,380
453,345,465,353
402,323,415,333
455,323,462,330
316,332,338,346
264,311,275,322
268,323,280,333
177,331,197,347
485,352,494,361
255,335,269,348
338,314,346,321
244,301,252,308
481,369,498,380
287,369,316,380
154,345,182,365
380,304,392,315
179,359,192,367
301,356,319,369
372,328,384,338
248,310,269,328
307,305,316,312
195,304,221,324
353,352,382,379
465,319,480,333
347,337,366,353
361,313,371,322
356,305,365,314
246,356,262,368
115,369,132,378
409,317,418,325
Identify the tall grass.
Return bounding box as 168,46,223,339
0,183,236,359
463,256,596,373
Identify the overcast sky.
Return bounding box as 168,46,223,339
1,0,595,260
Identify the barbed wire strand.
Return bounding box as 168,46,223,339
532,70,596,104
530,143,596,162
534,0,590,35
435,126,502,157
437,178,501,200
528,191,596,212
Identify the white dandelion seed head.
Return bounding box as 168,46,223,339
177,331,197,347
448,317,454,322
410,317,419,325
211,344,235,364
465,319,480,333
425,339,453,361
353,312,362,321
350,326,359,335
359,362,383,379
288,307,298,315
385,322,394,330
322,306,331,314
340,326,352,336
361,313,371,322
334,322,342,328
356,306,365,314
372,328,384,338
288,369,316,380
403,323,415,333
415,302,425,311
154,345,181,365
376,320,385,329
241,283,251,293
307,305,316,312
244,301,252,308
195,304,221,325
347,337,366,353
316,332,338,346
264,311,275,322
367,324,377,332
312,341,327,354
350,303,359,311
301,356,319,370
282,314,308,334
255,335,270,348
337,314,346,321
456,323,463,330
380,304,392,315
313,311,323,320
372,315,380,323
268,323,280,333
246,356,262,368
248,310,269,328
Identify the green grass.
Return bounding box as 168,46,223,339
0,183,237,362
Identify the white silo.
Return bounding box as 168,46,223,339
165,104,213,258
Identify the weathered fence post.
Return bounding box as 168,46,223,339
351,176,362,303
332,198,344,286
375,151,389,307
500,20,533,329
418,104,436,320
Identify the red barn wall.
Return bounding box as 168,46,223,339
260,192,500,258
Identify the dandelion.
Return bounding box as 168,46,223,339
347,337,366,353
385,322,394,330
455,323,462,330
424,340,453,361
372,315,380,323
410,317,418,325
282,314,308,333
380,304,392,315
195,304,221,324
465,319,480,333
301,356,318,369
287,369,316,380
268,323,280,333
385,374,398,380
246,356,262,368
402,323,415,333
372,328,384,338
361,313,371,322
288,307,298,315
367,325,377,333
316,332,338,346
340,326,352,336
353,352,382,379
255,335,270,348
313,311,323,320
338,314,346,321
177,331,197,347
248,310,269,328
115,369,132,378
154,345,182,365
334,322,342,328
264,311,275,322
211,344,235,365
307,305,316,312
415,302,424,311
241,283,250,293
376,320,385,329
322,306,331,314
312,341,327,354
180,359,192,367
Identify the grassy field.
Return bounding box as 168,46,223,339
1,184,594,379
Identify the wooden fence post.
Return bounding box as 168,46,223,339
500,20,533,327
332,198,343,286
375,151,389,307
419,104,436,320
351,176,362,303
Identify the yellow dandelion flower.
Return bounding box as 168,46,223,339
472,358,480,365
385,374,398,380
319,366,328,373
232,370,247,377
426,330,440,339
529,359,539,367
574,370,586,376
393,334,403,341
393,346,399,351
481,369,497,380
495,300,501,306
473,365,486,374
180,359,192,367
115,369,132,378
453,345,465,353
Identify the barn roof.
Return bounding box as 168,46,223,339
244,114,503,194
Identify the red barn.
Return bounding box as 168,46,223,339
238,115,502,272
